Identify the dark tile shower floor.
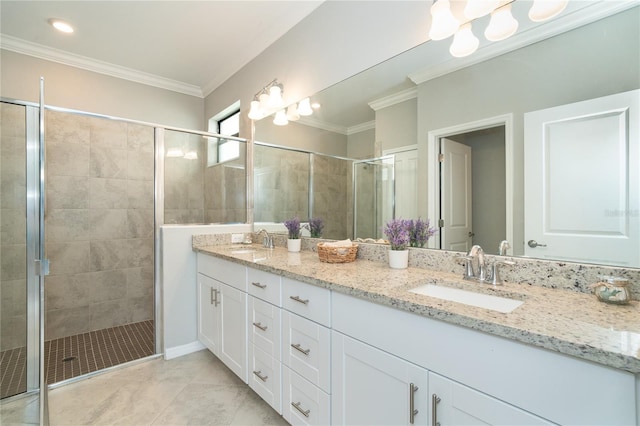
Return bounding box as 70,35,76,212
0,320,154,398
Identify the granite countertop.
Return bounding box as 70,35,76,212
194,244,640,374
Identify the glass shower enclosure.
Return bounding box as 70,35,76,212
1,98,47,424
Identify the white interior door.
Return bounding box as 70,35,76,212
440,138,472,252
524,89,639,266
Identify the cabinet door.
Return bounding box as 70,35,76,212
332,331,429,426
218,282,248,383
429,372,553,426
249,296,281,358
249,343,282,414
283,366,330,426
197,273,219,353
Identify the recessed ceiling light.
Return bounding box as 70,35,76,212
48,18,74,34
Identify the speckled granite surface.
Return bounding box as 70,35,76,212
193,238,640,374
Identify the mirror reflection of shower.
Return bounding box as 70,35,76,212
353,155,395,239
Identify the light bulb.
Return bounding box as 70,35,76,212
297,98,313,116
485,4,519,42
248,100,262,120
268,85,284,108
464,0,499,19
286,104,300,121
273,110,288,126
529,0,568,22
450,23,479,58
429,0,460,41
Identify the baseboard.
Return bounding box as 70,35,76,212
164,341,206,360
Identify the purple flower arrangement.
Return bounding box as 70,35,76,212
383,219,412,250
284,217,301,239
304,217,324,238
408,218,438,248
384,218,438,250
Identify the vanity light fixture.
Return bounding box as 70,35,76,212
485,3,519,42
297,97,313,116
431,0,569,58
247,79,316,125
450,23,479,57
48,18,74,34
529,0,569,22
428,0,460,41
273,110,289,126
286,104,300,121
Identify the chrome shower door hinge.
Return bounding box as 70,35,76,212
35,259,50,276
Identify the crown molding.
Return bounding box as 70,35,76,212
297,116,348,134
347,120,375,135
0,34,204,98
409,0,638,86
369,87,417,111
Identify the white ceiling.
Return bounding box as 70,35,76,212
0,0,324,97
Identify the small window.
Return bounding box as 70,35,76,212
208,109,240,166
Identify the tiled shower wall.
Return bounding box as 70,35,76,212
311,154,350,240
204,145,246,224
44,110,154,341
0,103,27,351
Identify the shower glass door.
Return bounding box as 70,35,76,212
352,156,395,240
1,100,44,421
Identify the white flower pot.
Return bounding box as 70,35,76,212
388,249,409,269
288,238,301,252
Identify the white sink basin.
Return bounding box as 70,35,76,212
409,284,523,313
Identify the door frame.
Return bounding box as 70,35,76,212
426,113,514,250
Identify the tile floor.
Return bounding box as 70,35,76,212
47,349,288,425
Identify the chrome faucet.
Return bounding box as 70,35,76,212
460,244,514,285
257,229,274,249
498,240,511,256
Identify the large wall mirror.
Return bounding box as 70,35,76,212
253,1,639,268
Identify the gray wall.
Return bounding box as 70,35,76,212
1,50,204,130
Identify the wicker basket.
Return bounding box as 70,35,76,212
317,242,358,263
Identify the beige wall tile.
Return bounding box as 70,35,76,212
90,239,130,271
47,175,89,209
47,142,90,177
45,306,92,340
46,209,90,242
90,145,127,178
89,178,128,209
46,241,91,276
90,209,128,240
1,244,26,280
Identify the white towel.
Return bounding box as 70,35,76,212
323,239,353,247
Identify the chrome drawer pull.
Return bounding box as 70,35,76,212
432,393,441,426
253,370,268,382
410,383,419,424
291,343,310,356
289,295,309,305
252,321,268,331
210,287,215,305
251,281,267,289
291,401,310,418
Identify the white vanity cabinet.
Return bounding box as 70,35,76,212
428,372,553,426
332,331,429,426
196,254,248,383
281,278,332,426
247,268,283,414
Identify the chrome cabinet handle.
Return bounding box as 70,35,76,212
291,343,310,356
251,281,267,289
527,239,547,248
214,289,220,307
432,394,441,426
289,295,309,305
253,370,268,382
409,383,419,424
252,321,268,331
291,401,310,418
210,287,220,306
210,287,215,305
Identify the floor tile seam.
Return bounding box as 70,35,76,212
141,380,192,426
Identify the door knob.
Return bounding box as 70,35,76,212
528,239,547,248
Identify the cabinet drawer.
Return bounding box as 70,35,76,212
248,268,281,306
249,344,282,415
282,366,330,426
248,296,281,358
282,311,330,393
197,253,246,291
282,277,330,326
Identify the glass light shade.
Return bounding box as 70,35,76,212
428,0,460,41
183,151,198,160
464,0,499,19
49,18,74,33
297,98,313,116
273,110,288,126
529,0,568,22
268,85,284,108
248,100,262,120
286,104,300,121
166,148,184,158
259,92,270,112
485,4,519,42
450,23,479,58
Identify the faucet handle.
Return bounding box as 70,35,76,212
456,255,475,280
489,260,515,286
